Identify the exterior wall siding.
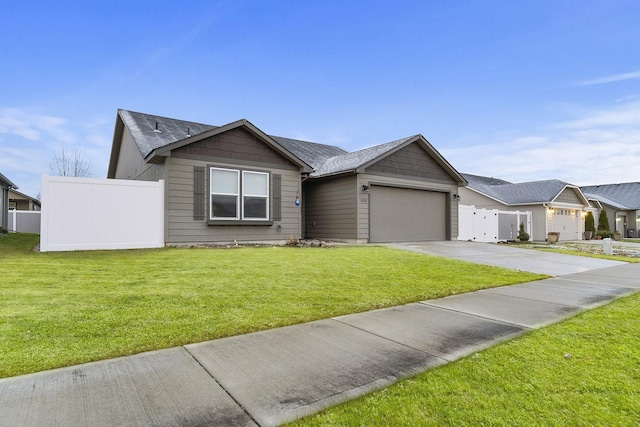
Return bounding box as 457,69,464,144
304,175,358,241
555,188,582,204
366,143,456,183
114,127,148,180
176,127,296,169
165,157,301,243
458,187,506,209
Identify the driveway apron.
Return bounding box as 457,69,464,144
387,241,625,275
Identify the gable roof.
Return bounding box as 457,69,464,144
463,173,588,206
109,110,313,176
305,135,466,184
0,172,17,189
109,110,464,184
581,182,640,210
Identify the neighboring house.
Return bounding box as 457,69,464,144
108,109,465,244
0,172,17,230
581,182,640,238
459,173,590,241
8,189,41,211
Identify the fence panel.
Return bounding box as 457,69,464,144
8,210,41,233
40,175,164,252
459,205,531,242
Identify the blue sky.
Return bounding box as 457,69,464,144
1,1,639,198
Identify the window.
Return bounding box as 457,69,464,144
242,171,269,220
210,168,239,219
209,167,270,221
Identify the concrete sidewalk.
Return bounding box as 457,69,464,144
1,264,639,426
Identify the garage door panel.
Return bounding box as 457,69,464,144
370,186,446,243
552,210,580,241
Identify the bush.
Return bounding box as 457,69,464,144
596,230,612,239
0,226,7,235
517,222,529,242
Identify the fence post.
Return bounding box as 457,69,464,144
9,209,16,232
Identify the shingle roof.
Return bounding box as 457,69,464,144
465,173,580,205
271,136,347,170
462,173,512,186
117,110,461,182
310,136,416,177
119,110,216,158
581,182,640,210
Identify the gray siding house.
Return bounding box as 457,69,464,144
108,110,465,244
582,182,640,238
0,172,17,231
459,173,590,241
278,135,465,243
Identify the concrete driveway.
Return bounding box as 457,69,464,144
386,241,625,276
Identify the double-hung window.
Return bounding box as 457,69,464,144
209,167,269,221
242,171,269,220
210,167,240,219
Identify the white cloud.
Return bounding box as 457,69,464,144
0,107,113,197
577,70,640,86
444,100,640,186
557,101,640,129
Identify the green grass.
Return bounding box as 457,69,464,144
291,293,640,426
0,234,545,378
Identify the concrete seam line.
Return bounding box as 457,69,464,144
182,346,262,427
418,301,536,330
329,318,448,363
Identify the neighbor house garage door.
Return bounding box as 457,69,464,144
369,186,447,243
551,209,580,241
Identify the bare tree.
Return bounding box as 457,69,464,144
49,144,94,177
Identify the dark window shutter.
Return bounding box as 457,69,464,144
194,166,205,220
273,174,281,221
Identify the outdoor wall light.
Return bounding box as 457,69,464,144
361,184,370,194
452,193,460,201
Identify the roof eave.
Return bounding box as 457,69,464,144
0,172,18,189
308,170,357,180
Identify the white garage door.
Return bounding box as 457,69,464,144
370,186,447,243
551,209,580,241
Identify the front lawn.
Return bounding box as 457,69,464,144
292,292,640,426
0,234,545,378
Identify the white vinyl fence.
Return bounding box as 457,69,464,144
40,175,164,252
459,205,532,243
8,210,41,233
